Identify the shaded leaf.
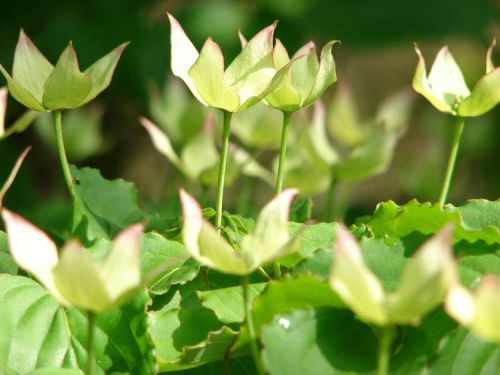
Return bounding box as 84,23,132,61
261,308,377,375
71,166,144,242
141,232,199,295
198,283,266,324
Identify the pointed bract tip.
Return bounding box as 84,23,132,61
335,223,362,260
179,189,203,219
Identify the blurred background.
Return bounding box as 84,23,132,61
0,0,499,224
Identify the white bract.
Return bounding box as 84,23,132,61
2,209,143,312
180,188,298,275
413,40,500,116
446,275,500,344
330,224,457,326
168,13,285,113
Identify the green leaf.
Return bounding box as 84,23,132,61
149,306,230,371
141,232,199,295
66,290,156,374
198,283,266,324
252,275,344,334
169,326,239,370
0,231,17,274
0,275,78,373
82,42,128,105
42,43,92,110
188,38,240,112
458,68,500,117
282,222,336,268
71,166,144,242
261,308,377,375
428,327,500,375
357,200,500,245
12,30,53,103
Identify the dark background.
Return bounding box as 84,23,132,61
1,0,499,222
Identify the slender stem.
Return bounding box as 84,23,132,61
377,326,394,375
215,111,233,232
323,173,337,222
272,111,292,279
87,311,96,375
438,116,465,207
243,276,265,375
53,111,77,202
275,111,292,194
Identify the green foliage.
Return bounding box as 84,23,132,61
1,9,499,375
356,199,500,244
71,166,144,242
0,275,154,374
261,308,377,374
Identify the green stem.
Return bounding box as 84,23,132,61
272,111,292,279
53,111,77,202
275,111,292,194
438,116,465,207
243,276,265,375
377,326,394,375
87,311,96,375
215,111,233,233
323,173,337,222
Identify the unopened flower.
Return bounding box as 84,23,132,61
330,224,456,326
180,188,298,275
0,30,128,112
264,39,339,112
168,13,284,113
446,275,500,344
2,209,143,312
412,40,499,116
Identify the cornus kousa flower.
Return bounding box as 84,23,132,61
0,29,128,112
446,275,500,344
263,39,339,112
330,224,457,326
180,188,299,275
168,13,285,113
2,209,143,312
413,40,500,117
